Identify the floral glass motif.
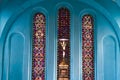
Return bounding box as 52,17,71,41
32,13,46,80
82,14,94,80
57,8,70,80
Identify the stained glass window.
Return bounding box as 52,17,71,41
57,7,70,80
32,13,46,80
82,14,94,80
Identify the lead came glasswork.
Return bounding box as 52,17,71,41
82,15,94,80
32,13,46,80
57,8,70,80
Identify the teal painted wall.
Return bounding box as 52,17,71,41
0,0,120,80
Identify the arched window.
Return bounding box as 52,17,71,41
32,13,46,80
82,14,94,80
57,7,70,80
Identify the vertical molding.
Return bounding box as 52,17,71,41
103,36,116,80
3,32,25,80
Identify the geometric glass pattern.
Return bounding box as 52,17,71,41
32,13,46,80
57,7,70,80
82,15,94,80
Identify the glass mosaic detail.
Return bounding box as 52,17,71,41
82,15,94,80
32,13,46,80
57,8,70,80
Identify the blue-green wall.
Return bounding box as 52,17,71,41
0,0,120,80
